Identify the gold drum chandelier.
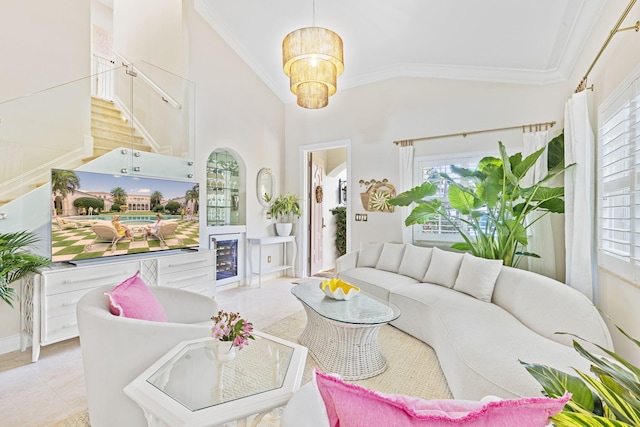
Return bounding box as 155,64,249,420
282,25,344,109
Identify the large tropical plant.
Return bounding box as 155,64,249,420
521,321,640,426
0,231,51,307
389,141,573,267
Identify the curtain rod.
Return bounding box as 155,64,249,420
392,121,556,145
575,0,639,93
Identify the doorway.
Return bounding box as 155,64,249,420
301,142,350,278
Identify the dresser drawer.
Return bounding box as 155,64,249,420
157,252,215,276
42,313,79,345
157,267,215,289
44,288,93,318
43,262,140,295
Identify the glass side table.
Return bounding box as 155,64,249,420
124,331,307,427
291,280,401,380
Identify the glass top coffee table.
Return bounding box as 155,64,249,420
291,280,400,380
124,331,307,427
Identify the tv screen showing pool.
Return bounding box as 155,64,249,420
51,169,199,263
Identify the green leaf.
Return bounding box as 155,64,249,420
516,251,541,258
448,185,479,214
512,145,545,179
551,412,632,427
538,198,565,213
575,370,640,425
499,141,519,186
450,165,483,181
404,201,442,226
477,181,500,208
476,156,502,174
548,132,565,171
389,182,437,206
505,219,528,245
521,361,597,412
451,242,472,251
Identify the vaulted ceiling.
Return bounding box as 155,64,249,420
195,0,606,103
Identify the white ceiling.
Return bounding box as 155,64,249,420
195,0,606,103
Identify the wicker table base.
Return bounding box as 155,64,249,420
299,304,388,380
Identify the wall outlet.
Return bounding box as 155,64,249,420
267,256,272,263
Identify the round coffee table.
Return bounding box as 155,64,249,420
291,281,401,380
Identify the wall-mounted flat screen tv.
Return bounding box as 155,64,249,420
51,169,199,263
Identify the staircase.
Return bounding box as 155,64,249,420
91,97,151,157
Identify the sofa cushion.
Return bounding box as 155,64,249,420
357,242,384,267
398,245,433,281
375,243,406,273
104,271,168,322
314,369,568,427
453,253,503,302
339,267,419,301
422,247,464,288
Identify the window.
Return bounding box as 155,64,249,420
413,152,489,242
598,71,640,282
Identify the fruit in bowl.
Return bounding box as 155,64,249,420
320,278,360,300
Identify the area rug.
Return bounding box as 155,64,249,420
57,310,451,426
263,310,452,400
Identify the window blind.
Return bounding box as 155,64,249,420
598,74,640,281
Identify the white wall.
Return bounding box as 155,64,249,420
0,0,91,103
566,1,640,364
284,78,568,259
113,0,186,76
184,0,285,279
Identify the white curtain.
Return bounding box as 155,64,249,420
523,130,557,279
564,91,595,300
398,141,414,243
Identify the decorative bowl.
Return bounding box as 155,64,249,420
320,278,360,300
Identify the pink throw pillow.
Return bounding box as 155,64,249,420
105,271,168,322
314,369,569,427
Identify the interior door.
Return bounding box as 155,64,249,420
310,153,324,275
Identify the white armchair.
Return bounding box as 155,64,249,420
77,285,217,427
281,382,330,427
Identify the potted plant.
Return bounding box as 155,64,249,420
522,318,640,426
264,193,301,236
389,140,573,267
0,231,51,307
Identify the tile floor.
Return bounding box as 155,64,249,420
0,276,303,427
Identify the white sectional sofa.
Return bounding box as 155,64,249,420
336,242,614,401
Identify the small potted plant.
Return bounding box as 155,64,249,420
210,310,255,362
0,231,51,307
264,193,301,236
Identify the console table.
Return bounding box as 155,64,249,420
247,236,296,286
20,250,216,362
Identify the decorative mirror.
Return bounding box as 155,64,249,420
257,168,275,207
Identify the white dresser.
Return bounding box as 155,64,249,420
21,250,216,362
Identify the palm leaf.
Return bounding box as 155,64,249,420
576,370,640,425
551,412,632,427
521,361,597,412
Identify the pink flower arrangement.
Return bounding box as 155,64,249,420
210,310,255,349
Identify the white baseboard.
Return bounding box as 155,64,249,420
0,333,23,356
